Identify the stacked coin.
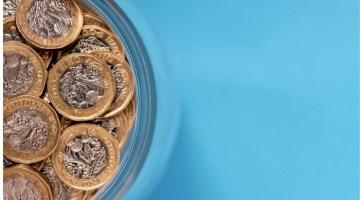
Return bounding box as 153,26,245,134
3,0,135,199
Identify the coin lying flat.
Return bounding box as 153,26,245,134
52,124,120,190
61,111,128,151
48,53,116,121
41,159,87,200
3,42,46,101
3,0,19,20
91,51,134,118
3,18,54,69
16,0,83,49
4,95,61,164
4,164,53,200
84,13,110,30
58,25,125,61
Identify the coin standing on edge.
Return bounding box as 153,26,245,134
84,13,111,30
52,124,120,190
41,159,87,200
91,51,134,118
58,25,125,60
3,42,46,102
48,53,116,121
3,164,53,200
124,95,136,133
4,96,61,164
3,18,54,69
16,0,83,49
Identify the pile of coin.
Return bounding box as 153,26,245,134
3,0,135,199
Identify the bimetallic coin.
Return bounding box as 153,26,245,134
48,53,116,121
4,155,46,171
4,96,61,164
41,160,87,200
3,18,54,69
91,51,135,118
52,124,120,190
58,25,125,61
3,0,19,19
3,42,46,101
3,164,53,200
16,0,83,49
84,13,110,30
78,2,95,15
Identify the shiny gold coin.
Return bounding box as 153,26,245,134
3,42,47,102
48,53,116,121
3,17,54,69
91,51,134,118
61,110,128,150
52,124,120,191
4,164,53,200
84,189,99,200
3,155,46,171
41,159,87,200
30,159,47,171
79,2,96,15
15,0,83,49
58,25,125,61
84,13,110,30
124,95,136,132
4,95,61,164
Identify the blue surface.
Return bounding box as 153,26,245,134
118,0,359,199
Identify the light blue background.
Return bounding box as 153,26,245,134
118,0,359,199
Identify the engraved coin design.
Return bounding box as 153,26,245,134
27,0,72,39
71,37,110,53
41,162,75,200
4,107,49,153
3,53,35,99
3,156,17,167
110,64,123,101
3,177,42,200
3,0,20,19
59,64,105,110
92,118,117,137
63,134,108,179
3,29,25,43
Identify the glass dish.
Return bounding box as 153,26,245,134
76,0,180,199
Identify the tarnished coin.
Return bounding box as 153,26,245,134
41,159,87,200
61,111,128,150
48,53,116,121
4,96,61,164
3,164,53,200
52,124,120,190
124,95,136,132
3,0,19,20
90,51,134,118
3,18,54,69
3,42,46,101
16,0,83,49
58,25,125,60
84,13,110,30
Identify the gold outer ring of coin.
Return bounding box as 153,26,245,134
57,25,125,61
41,158,87,200
3,18,54,69
84,13,111,30
4,164,54,200
79,2,96,15
15,0,83,49
3,42,47,102
124,94,136,133
61,110,128,150
91,51,135,118
47,53,116,121
52,123,120,191
4,96,61,164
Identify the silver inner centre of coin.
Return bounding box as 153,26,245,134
92,118,117,137
59,64,104,109
4,107,49,153
3,0,20,19
63,134,108,179
109,64,123,101
27,0,72,39
3,177,42,200
3,53,36,99
41,162,75,200
3,29,25,43
71,37,111,53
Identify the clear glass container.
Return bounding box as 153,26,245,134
76,0,179,199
